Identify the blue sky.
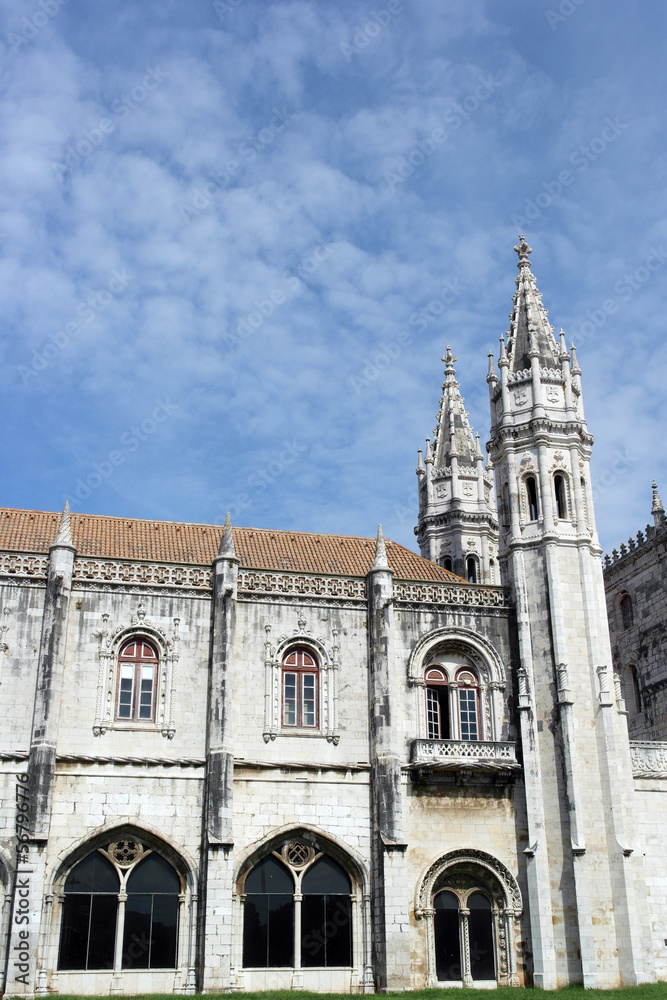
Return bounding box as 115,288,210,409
1,0,665,555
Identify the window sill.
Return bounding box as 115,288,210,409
93,721,175,739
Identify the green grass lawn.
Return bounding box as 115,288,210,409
47,985,667,1000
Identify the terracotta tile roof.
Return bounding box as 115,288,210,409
0,508,461,583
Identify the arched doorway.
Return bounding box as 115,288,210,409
416,849,522,987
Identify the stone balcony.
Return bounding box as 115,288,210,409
408,738,521,778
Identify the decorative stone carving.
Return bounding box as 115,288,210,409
92,605,180,739
0,553,49,581
630,741,667,778
393,583,507,608
109,839,144,868
513,389,528,406
239,570,366,605
282,841,315,869
73,558,211,590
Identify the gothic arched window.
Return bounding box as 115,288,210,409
59,854,119,970
301,856,352,967
242,845,353,970
282,648,319,728
466,556,478,584
58,843,181,972
117,639,158,721
243,856,295,968
122,854,180,969
442,557,453,572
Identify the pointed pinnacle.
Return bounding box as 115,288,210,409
416,449,425,474
53,500,73,547
218,512,237,559
570,344,581,375
651,481,664,515
475,433,484,460
372,524,390,571
498,335,508,367
486,351,497,383
424,437,434,463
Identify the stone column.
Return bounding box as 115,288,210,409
366,527,410,991
201,514,238,991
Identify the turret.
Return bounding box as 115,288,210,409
415,346,498,582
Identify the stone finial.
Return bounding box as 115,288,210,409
424,437,434,464
218,512,237,559
441,345,457,378
486,351,497,384
570,344,581,376
651,480,665,528
475,434,484,460
53,500,73,547
416,449,425,475
514,234,532,268
372,524,390,571
498,335,508,367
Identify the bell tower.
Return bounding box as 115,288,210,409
415,346,498,582
486,237,651,987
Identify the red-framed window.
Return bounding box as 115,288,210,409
282,649,318,728
456,669,479,741
425,667,449,739
117,639,158,721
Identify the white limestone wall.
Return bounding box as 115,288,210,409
0,582,45,748
633,779,667,981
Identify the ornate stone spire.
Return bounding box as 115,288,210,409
372,524,390,571
53,500,73,547
652,481,665,528
432,345,479,469
507,235,559,373
218,512,237,559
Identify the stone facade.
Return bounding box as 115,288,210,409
0,238,665,995
604,482,667,740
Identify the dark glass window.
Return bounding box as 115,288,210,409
554,475,567,519
526,477,539,521
621,595,633,630
443,557,453,572
243,852,353,969
434,891,461,982
468,892,495,980
466,557,478,584
243,856,294,968
122,854,180,969
301,857,352,968
58,854,119,971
